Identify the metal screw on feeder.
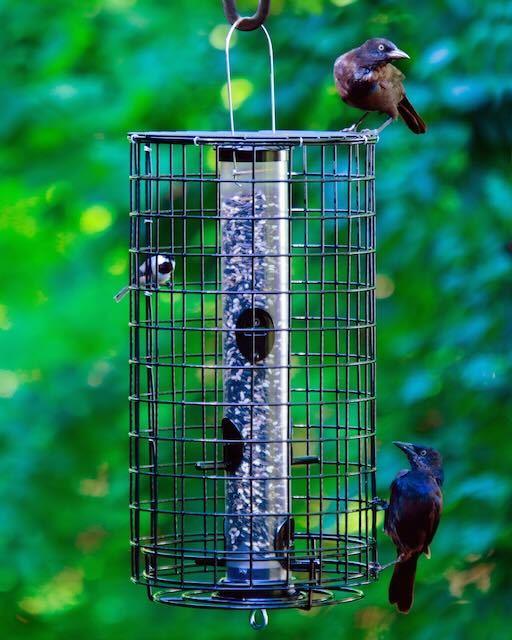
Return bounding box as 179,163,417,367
126,0,380,630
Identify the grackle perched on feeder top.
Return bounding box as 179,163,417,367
333,38,427,134
114,254,175,303
384,441,443,613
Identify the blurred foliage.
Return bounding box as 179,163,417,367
1,0,511,638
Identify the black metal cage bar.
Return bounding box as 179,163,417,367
128,130,378,611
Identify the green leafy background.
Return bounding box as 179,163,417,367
2,0,511,638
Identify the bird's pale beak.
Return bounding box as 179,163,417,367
388,48,410,60
393,441,415,456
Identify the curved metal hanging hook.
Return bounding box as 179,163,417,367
223,0,271,31
225,17,276,133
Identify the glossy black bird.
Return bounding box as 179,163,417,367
334,38,427,134
384,441,443,613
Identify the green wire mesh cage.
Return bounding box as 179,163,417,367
127,129,379,617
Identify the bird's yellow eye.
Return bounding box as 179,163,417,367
420,449,427,456
378,44,385,51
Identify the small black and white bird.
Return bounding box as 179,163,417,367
114,254,175,303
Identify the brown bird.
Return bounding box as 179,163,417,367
334,38,426,134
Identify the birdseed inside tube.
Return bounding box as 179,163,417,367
220,149,290,586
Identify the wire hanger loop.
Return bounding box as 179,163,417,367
225,17,276,133
222,0,271,31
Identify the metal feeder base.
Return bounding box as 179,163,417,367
151,586,364,610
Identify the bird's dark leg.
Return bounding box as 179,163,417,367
371,497,389,510
343,111,369,132
375,117,394,134
377,553,405,572
378,558,400,571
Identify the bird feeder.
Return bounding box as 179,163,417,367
126,1,379,628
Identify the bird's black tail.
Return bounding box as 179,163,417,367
398,96,427,134
389,555,418,613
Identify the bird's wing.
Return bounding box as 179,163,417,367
422,490,442,553
384,470,409,535
386,473,441,555
333,54,356,100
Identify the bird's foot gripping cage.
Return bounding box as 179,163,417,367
128,129,379,619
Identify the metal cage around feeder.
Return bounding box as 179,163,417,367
128,128,378,613
125,4,380,625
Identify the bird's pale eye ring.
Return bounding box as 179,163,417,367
420,449,427,456
378,44,385,51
